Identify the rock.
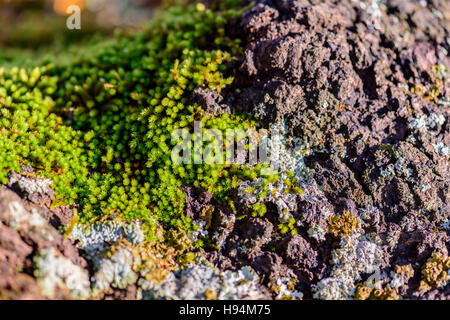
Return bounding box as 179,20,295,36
279,235,319,281
190,87,231,116
216,0,449,299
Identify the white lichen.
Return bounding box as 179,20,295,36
91,246,137,293
7,201,49,233
262,121,313,182
352,0,384,30
138,263,267,300
33,247,90,299
238,177,297,224
432,142,450,156
188,219,208,242
441,219,450,231
408,113,446,131
237,121,319,225
69,220,144,261
274,277,303,300
307,223,327,241
312,229,384,300
8,172,53,197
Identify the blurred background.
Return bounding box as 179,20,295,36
0,0,163,65
0,0,164,46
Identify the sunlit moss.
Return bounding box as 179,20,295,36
0,1,260,252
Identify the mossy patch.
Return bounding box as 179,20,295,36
0,1,261,256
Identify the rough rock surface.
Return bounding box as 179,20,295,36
198,0,449,299
0,185,87,299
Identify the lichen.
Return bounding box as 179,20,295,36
138,262,267,300
91,245,137,294
408,113,446,131
432,142,449,156
390,264,414,289
271,277,303,300
327,210,359,238
354,285,399,300
313,228,384,300
8,172,53,199
69,221,145,261
307,223,327,241
236,121,321,234
33,247,90,299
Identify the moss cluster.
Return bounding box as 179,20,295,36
0,66,88,201
0,0,265,252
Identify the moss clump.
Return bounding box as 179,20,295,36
278,218,298,236
251,202,267,217
327,210,359,237
419,252,450,291
0,0,262,255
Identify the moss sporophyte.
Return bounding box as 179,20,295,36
0,1,281,254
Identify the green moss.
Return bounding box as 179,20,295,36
278,217,298,236
0,66,88,195
0,1,262,252
251,203,267,217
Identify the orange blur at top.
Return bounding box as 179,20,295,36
53,0,85,15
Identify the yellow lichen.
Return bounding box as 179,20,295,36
131,243,178,284
204,288,217,300
199,205,214,230
410,64,447,103
354,285,399,300
354,285,372,300
395,264,414,279
419,252,450,291
327,210,359,237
